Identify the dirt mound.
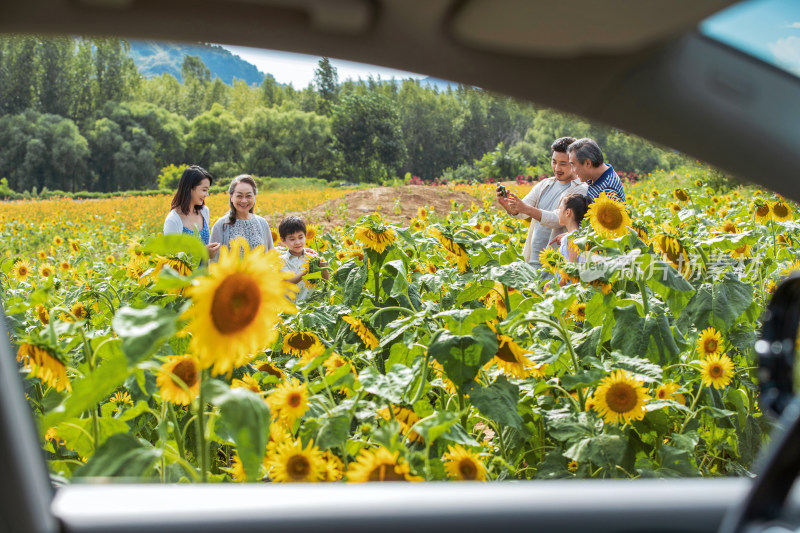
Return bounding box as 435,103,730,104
271,185,481,232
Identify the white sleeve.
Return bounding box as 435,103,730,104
512,181,545,220
163,211,183,235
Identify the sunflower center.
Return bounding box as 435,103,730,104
496,342,517,363
756,205,770,217
676,190,688,201
458,458,478,480
210,273,262,334
173,359,198,387
704,339,718,353
657,389,667,399
605,382,637,413
286,454,311,480
369,463,406,482
258,362,282,378
774,204,789,217
597,205,623,229
709,364,724,378
19,266,28,276
290,333,316,350
287,391,303,408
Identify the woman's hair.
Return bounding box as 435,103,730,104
227,174,258,224
562,193,590,225
171,165,213,215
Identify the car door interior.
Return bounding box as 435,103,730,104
2,1,800,533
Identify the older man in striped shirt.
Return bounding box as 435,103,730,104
567,138,626,202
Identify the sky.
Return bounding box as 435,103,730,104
700,0,800,76
221,45,424,88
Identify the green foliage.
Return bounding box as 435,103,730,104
158,164,189,190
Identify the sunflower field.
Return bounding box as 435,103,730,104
1,167,797,482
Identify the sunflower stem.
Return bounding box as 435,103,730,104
556,316,585,411
679,382,705,434
502,285,511,316
195,370,208,483
168,403,186,460
637,272,650,317
409,351,430,405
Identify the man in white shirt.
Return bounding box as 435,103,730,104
497,137,588,269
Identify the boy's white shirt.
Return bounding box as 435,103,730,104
279,247,316,301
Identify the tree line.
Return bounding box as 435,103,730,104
0,37,685,193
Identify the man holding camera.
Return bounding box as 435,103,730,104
497,136,587,269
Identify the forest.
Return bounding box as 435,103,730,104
0,36,686,194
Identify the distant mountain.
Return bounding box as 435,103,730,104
128,41,265,86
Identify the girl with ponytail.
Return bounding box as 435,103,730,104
556,193,590,263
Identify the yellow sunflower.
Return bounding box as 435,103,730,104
322,353,350,376
429,227,469,272
70,302,88,321
266,438,325,483
592,369,649,425
267,378,309,425
183,246,296,376
282,331,325,362
714,220,739,234
346,447,421,482
37,250,48,261
157,355,201,406
39,264,55,278
52,235,64,246
673,189,690,203
653,230,690,275
480,221,493,235
110,391,133,407
586,192,631,238
34,304,49,325
655,382,685,405
16,343,71,392
354,226,397,254
11,259,32,281
232,374,262,393
105,254,115,264
700,353,734,389
442,445,487,481
696,328,724,358
539,247,565,273
377,405,422,443
771,200,792,222
729,244,751,260
228,454,249,482
342,316,379,349
155,255,192,277
69,239,80,253
489,332,536,379
321,451,344,481
254,359,285,380
753,201,771,223
305,224,318,242
567,300,587,323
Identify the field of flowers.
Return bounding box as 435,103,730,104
1,167,797,482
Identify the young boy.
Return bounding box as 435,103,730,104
278,216,328,302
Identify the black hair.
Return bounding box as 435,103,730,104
170,165,213,215
562,193,590,225
551,136,577,153
567,138,604,167
278,215,307,240
226,174,258,225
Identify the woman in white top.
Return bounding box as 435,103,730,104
209,175,274,260
163,165,221,260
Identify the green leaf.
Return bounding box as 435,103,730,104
342,263,368,304
433,308,497,334
456,279,496,305
358,363,418,404
561,369,606,390
74,434,161,478
204,380,270,482
56,417,130,458
464,377,524,430
428,324,497,387
143,234,208,264
152,265,193,291
608,353,663,382
411,410,461,445
610,305,680,365
482,263,539,291
642,256,695,316
41,339,129,431
677,273,753,333
112,305,178,364
564,434,626,472
310,414,351,451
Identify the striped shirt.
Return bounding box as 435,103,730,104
586,164,626,203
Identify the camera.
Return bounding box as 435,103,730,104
497,184,508,197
